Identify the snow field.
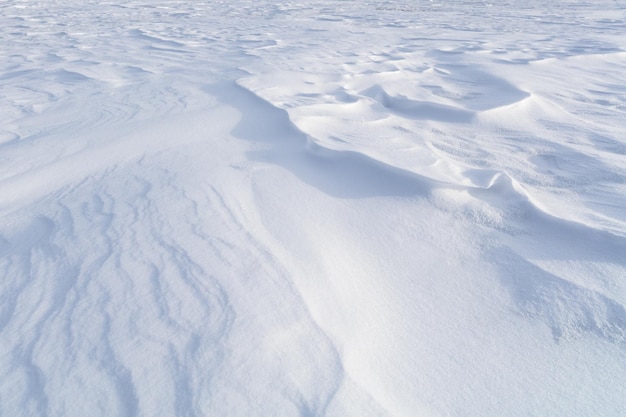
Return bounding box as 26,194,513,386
1,1,626,416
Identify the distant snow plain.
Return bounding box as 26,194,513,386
1,1,625,416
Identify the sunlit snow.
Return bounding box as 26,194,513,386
1,1,625,416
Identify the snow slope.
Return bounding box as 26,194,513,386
1,1,625,416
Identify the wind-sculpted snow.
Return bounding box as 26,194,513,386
2,1,626,416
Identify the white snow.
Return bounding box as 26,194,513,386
1,1,625,416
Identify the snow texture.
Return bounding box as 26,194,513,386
1,1,625,416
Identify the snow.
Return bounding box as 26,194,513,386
1,0,625,416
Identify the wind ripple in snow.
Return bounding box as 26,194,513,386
0,156,360,416
2,0,626,416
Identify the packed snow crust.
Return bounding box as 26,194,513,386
1,1,626,416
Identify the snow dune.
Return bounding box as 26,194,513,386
1,1,626,416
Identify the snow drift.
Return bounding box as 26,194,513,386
1,1,625,416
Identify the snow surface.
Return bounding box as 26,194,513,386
1,0,626,416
